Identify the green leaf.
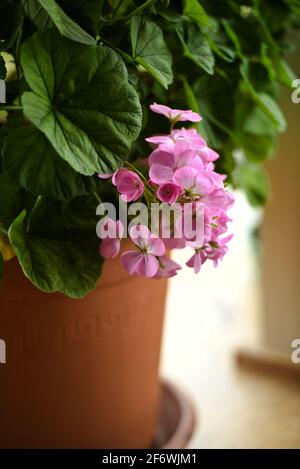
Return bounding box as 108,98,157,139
0,172,26,228
177,23,215,75
276,58,296,87
23,0,96,45
58,0,105,36
3,126,97,201
255,92,286,132
283,0,300,15
0,1,23,52
239,133,277,162
209,41,235,63
182,78,201,117
240,60,286,132
183,0,211,28
8,197,104,298
235,97,278,162
222,19,243,59
259,43,276,81
108,0,134,17
21,0,53,29
182,77,221,147
235,164,270,206
194,74,236,136
131,16,173,89
20,29,142,176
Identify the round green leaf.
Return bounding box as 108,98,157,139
22,0,96,45
20,29,142,176
131,16,173,89
3,126,97,201
9,197,104,298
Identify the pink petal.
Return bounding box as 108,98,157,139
149,148,174,166
98,172,114,179
186,252,202,273
157,182,183,203
155,256,182,278
112,168,128,186
173,167,198,190
190,155,204,172
115,170,144,202
129,224,152,250
135,254,160,277
129,224,151,241
150,103,201,123
120,251,142,275
146,135,173,145
194,172,214,196
98,217,123,239
173,141,195,166
99,238,120,259
177,111,202,122
147,236,165,256
162,237,186,249
149,164,175,184
172,128,206,146
197,147,219,162
204,189,234,209
121,251,159,277
115,220,124,239
150,103,174,119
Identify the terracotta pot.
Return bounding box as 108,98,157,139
0,251,168,448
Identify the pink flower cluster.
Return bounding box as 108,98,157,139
98,103,234,278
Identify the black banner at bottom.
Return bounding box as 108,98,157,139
0,449,297,466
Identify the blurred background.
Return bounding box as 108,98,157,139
161,39,300,449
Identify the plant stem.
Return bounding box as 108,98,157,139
104,0,158,23
111,0,126,18
99,38,133,62
124,0,158,20
0,226,8,236
143,189,151,208
0,105,23,111
125,161,152,189
93,191,101,204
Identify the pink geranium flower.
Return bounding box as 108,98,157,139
162,237,186,250
206,208,232,238
113,168,144,202
97,102,235,277
99,219,124,259
150,103,201,123
171,128,206,146
121,225,165,278
146,135,175,146
204,188,235,209
203,234,233,267
186,234,233,272
149,141,195,184
155,256,182,278
197,146,219,163
186,250,203,273
173,167,214,198
157,182,183,203
146,128,206,148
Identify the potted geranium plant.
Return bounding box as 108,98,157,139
0,0,299,449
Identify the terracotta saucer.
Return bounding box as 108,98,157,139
153,380,196,449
